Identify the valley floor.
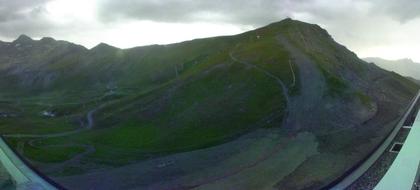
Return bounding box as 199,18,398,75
54,129,318,190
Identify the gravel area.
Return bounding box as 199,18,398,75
347,127,412,190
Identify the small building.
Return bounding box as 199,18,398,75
41,111,56,118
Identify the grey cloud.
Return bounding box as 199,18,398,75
0,0,53,39
373,0,420,23
97,0,299,26
0,0,50,22
97,0,420,26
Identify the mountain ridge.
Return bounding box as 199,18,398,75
2,19,333,51
364,57,420,80
0,18,418,189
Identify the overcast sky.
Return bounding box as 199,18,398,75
1,0,420,62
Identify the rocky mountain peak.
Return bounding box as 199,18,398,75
13,34,34,44
91,42,119,52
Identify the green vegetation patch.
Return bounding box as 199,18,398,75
355,91,373,108
0,116,78,135
24,143,85,163
321,69,348,96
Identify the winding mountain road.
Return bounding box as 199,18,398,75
2,104,103,177
86,108,97,130
4,105,100,138
289,59,296,87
